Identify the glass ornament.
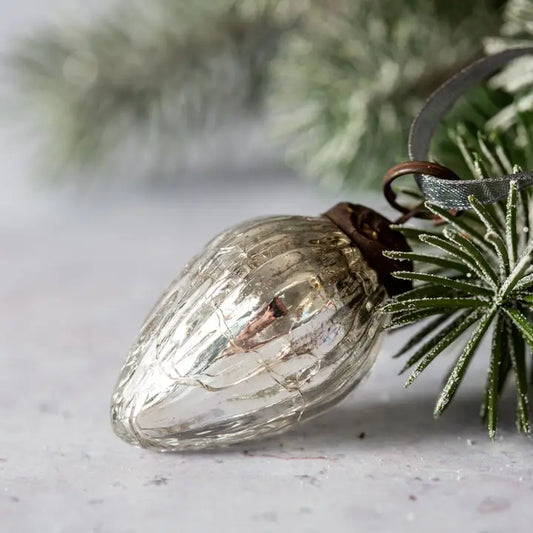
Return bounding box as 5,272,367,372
111,203,410,451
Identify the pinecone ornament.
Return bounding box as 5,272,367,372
111,203,410,451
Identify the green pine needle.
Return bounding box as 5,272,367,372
383,182,533,437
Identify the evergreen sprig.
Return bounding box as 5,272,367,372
382,183,533,437
269,0,504,189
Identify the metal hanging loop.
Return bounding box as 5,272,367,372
383,160,460,222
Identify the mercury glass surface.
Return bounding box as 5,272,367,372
111,215,387,451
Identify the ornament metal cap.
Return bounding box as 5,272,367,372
324,202,412,296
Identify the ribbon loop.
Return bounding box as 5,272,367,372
406,46,533,210
417,172,533,210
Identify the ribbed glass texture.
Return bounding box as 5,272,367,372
111,215,386,451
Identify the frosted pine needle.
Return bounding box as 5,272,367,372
382,182,533,438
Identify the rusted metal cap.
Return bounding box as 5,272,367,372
324,202,412,296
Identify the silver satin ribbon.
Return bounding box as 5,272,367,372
409,47,533,209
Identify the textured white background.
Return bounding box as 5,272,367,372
2,3,533,532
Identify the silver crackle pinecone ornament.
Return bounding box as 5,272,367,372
110,203,411,451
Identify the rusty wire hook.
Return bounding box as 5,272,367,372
383,161,461,223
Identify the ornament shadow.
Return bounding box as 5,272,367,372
191,388,520,456
285,390,518,450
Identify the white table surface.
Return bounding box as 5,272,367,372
1,3,533,532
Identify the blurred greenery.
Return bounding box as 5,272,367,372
8,0,533,191
269,0,505,189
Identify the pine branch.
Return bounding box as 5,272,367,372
269,0,505,189
383,184,533,437
4,0,296,179
430,0,533,185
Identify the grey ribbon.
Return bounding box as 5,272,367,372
409,47,533,209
